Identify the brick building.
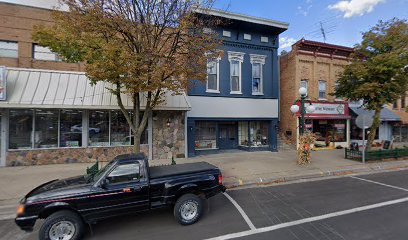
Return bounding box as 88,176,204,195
0,2,189,166
279,39,353,148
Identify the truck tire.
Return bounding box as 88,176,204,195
39,210,84,240
174,194,203,225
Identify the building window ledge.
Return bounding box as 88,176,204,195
230,91,243,95
206,89,220,94
318,98,328,101
252,92,264,96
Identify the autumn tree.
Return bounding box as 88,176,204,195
335,18,408,150
33,0,221,153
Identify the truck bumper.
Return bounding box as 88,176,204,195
205,185,226,198
15,216,37,232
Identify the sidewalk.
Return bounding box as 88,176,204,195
2,149,408,207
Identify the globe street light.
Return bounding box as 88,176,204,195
290,87,315,135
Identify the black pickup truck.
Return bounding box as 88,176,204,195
15,153,225,240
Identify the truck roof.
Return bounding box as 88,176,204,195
114,153,147,164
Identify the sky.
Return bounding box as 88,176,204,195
2,0,408,52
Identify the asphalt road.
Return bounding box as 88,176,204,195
2,170,408,240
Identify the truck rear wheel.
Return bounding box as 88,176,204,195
174,194,203,225
39,210,84,240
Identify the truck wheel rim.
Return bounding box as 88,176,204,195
49,220,76,240
180,201,198,221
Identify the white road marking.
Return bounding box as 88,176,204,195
0,214,15,221
207,196,408,240
350,176,408,192
223,192,256,230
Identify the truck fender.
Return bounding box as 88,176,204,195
39,202,78,219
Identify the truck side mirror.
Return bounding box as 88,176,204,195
100,178,109,189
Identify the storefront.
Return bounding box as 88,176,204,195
349,107,400,145
0,67,190,166
296,102,351,148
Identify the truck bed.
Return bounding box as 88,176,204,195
149,162,217,179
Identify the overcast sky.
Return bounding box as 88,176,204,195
1,0,407,52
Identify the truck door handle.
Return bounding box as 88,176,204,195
122,188,133,193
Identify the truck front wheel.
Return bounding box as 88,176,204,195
174,194,203,225
39,210,84,240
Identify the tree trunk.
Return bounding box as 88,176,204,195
133,133,141,153
366,108,381,151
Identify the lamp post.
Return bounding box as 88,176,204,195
290,87,315,135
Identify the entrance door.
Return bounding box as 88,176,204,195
218,123,237,149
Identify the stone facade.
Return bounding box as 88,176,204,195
6,145,149,166
153,111,185,160
279,39,353,144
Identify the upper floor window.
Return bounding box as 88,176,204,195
250,54,267,95
393,101,398,109
244,34,252,41
223,30,231,38
334,82,341,100
33,44,61,61
318,80,326,99
300,79,308,97
0,40,18,58
402,94,406,109
206,58,220,93
261,36,269,43
228,51,245,94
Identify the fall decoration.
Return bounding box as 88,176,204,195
297,132,316,165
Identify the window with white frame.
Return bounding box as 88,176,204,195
250,54,266,94
0,40,18,58
33,44,61,61
300,80,308,97
228,51,245,94
318,80,327,99
206,58,219,92
334,81,342,100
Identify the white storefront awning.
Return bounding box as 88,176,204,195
0,68,191,111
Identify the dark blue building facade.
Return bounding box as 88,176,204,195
187,9,288,157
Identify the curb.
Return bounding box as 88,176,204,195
224,164,408,189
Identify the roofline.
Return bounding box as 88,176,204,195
0,1,59,11
194,8,289,30
294,38,354,52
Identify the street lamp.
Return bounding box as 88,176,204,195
290,87,315,135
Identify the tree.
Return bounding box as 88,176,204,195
32,0,221,153
334,18,408,150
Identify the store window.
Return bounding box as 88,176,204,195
89,110,109,146
238,122,249,146
318,80,326,99
35,109,58,148
195,121,217,150
60,110,82,147
206,59,219,92
0,40,18,58
33,44,60,61
111,110,131,146
249,122,269,147
313,119,347,144
9,109,33,149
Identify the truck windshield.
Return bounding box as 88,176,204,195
92,161,115,182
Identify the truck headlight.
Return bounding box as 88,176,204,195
16,204,25,216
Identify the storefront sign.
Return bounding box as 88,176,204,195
305,103,345,115
0,66,6,101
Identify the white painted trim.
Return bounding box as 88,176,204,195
194,8,289,30
250,54,266,95
222,30,231,37
243,34,252,41
261,36,269,43
206,58,221,93
228,51,245,94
